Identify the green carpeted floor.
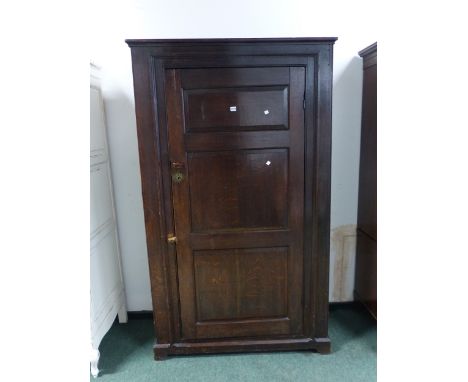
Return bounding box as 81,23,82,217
92,304,376,382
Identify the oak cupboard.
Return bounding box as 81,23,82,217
126,38,337,359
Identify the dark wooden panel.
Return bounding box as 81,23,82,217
298,57,316,338
195,317,290,339
126,38,337,68
185,130,289,152
194,247,288,321
354,230,377,318
128,52,175,344
164,56,311,70
313,48,333,338
357,64,377,240
355,42,377,320
359,42,377,68
190,229,290,250
286,66,306,336
165,69,198,339
155,336,331,360
184,86,288,132
181,67,290,89
188,149,288,231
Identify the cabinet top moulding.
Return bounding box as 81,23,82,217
125,37,338,47
358,42,377,57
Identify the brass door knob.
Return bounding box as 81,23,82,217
171,161,185,183
172,172,184,183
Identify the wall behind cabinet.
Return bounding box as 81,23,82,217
90,0,377,310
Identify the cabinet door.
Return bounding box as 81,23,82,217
166,67,306,340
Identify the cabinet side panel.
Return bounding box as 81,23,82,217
129,48,173,343
314,45,333,338
357,63,377,240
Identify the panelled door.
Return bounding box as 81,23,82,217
165,66,306,340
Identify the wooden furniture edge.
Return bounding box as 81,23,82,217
153,336,331,359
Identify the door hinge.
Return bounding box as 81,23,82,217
167,234,177,243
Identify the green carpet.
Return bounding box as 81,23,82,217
92,304,376,381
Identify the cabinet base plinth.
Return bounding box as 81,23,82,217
154,337,331,359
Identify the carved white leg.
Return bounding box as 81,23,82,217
117,302,128,323
90,347,100,378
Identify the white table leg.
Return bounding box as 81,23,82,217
118,302,128,323
90,347,100,378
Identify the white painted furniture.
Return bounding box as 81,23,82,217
90,63,127,378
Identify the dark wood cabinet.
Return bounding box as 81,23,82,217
355,42,377,319
126,38,337,359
